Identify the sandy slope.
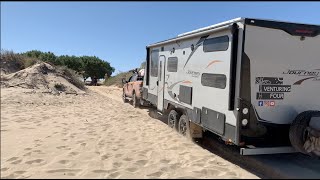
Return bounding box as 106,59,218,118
0,86,258,179
1,62,85,95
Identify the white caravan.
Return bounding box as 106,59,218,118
141,18,320,155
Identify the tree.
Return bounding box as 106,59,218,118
22,50,61,65
22,50,43,59
20,50,115,80
39,51,59,65
80,56,115,80
57,55,83,72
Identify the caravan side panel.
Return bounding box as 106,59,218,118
161,27,242,143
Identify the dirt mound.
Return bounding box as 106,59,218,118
1,62,86,95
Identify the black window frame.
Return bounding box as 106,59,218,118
203,35,230,52
167,57,178,72
150,49,159,77
201,73,227,89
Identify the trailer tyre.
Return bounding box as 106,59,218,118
178,115,191,139
289,111,320,155
168,110,180,130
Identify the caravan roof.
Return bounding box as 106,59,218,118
147,17,320,48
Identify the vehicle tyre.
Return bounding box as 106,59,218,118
122,90,128,103
178,115,191,139
289,111,320,155
132,92,139,108
139,99,145,106
168,109,180,130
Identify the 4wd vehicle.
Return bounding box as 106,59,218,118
122,70,144,108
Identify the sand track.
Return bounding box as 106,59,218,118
1,86,258,179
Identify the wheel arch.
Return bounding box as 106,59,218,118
165,102,185,116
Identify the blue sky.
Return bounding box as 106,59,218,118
1,2,320,75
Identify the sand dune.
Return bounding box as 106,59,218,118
1,62,86,95
1,86,258,179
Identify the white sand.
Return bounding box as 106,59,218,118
1,86,258,179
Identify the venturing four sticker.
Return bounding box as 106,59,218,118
255,77,292,106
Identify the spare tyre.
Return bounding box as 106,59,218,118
289,110,320,155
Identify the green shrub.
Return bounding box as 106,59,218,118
54,83,65,91
22,57,39,68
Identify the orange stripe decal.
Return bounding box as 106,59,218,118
206,60,222,69
182,80,192,84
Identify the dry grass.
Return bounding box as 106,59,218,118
56,66,86,90
0,50,40,74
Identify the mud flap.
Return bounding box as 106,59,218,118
189,121,203,138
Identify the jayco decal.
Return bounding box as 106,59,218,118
283,69,320,85
186,70,200,78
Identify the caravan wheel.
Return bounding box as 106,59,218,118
178,115,193,140
178,115,190,137
168,110,180,130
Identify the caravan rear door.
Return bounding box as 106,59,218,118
243,19,320,124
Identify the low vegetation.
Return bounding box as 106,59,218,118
54,83,65,91
104,62,145,88
1,49,115,89
1,49,115,80
0,50,40,74
104,71,133,87
23,50,115,80
55,65,86,90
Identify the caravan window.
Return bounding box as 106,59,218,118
150,49,159,77
167,57,178,72
203,35,229,52
201,73,226,89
